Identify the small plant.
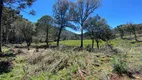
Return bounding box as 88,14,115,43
71,65,78,73
112,55,128,75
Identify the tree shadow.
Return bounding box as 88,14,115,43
0,54,16,57
0,61,13,74
130,41,142,44
15,45,47,49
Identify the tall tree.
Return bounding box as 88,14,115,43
36,15,54,48
53,0,76,47
2,7,17,43
0,0,36,53
69,0,101,48
0,0,3,53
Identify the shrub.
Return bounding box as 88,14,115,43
112,55,128,75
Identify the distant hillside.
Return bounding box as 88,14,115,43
61,30,91,40
61,29,80,40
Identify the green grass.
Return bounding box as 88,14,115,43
1,37,142,80
52,40,106,47
12,38,142,48
52,39,137,48
2,47,11,54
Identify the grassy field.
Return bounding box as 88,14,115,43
0,38,142,80
52,39,116,48
58,40,105,47
53,39,142,48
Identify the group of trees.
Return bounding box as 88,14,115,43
14,18,36,49
115,23,142,41
53,0,102,48
0,0,116,53
51,0,113,49
85,15,114,49
0,0,36,53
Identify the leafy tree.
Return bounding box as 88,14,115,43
53,0,76,47
2,7,18,43
36,15,54,48
0,0,36,53
5,16,24,44
99,23,115,46
125,23,138,41
85,15,102,49
115,25,124,39
15,19,35,49
69,0,101,48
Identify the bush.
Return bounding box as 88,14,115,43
112,55,128,75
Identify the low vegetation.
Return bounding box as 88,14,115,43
0,39,142,80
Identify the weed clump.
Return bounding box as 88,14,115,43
112,55,128,76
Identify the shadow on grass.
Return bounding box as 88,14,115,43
0,61,13,74
15,44,60,49
130,41,142,44
15,45,47,49
0,53,16,57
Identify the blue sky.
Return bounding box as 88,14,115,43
21,0,142,34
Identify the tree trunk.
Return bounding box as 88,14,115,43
92,39,94,49
46,26,49,48
120,34,123,39
27,42,31,50
12,30,16,43
0,0,3,53
80,23,83,48
130,32,132,39
132,26,138,42
96,40,99,49
120,31,124,39
134,32,138,42
57,26,63,47
26,38,32,50
2,29,4,43
5,28,9,44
